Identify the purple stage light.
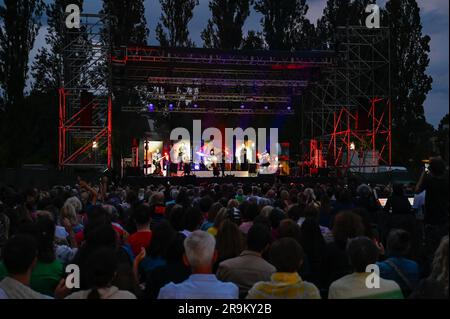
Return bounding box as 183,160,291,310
193,104,198,108
169,103,174,110
264,105,269,110
240,104,245,109
287,106,292,111
148,103,154,111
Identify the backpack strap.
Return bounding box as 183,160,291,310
385,259,414,291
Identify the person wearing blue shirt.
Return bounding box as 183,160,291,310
377,229,419,297
158,230,238,299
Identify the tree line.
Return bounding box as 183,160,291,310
0,0,447,170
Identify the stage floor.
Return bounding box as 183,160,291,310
124,174,336,187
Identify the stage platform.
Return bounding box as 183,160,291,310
124,174,336,187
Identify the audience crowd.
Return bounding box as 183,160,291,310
0,157,448,299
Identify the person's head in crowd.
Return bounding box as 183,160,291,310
132,204,152,229
168,204,185,231
34,215,56,263
242,202,259,222
278,219,302,243
265,189,276,201
216,219,244,261
175,188,190,207
303,188,316,204
199,196,213,215
300,217,326,255
80,191,91,207
227,199,239,210
165,233,188,264
85,247,119,299
428,156,446,177
304,205,320,223
149,192,165,206
84,205,111,237
287,204,303,222
246,224,272,254
183,230,217,273
24,188,38,210
356,184,372,199
103,204,121,223
253,214,271,229
84,224,118,252
65,196,82,214
169,188,179,202
206,202,223,223
213,207,230,229
183,207,203,232
126,190,138,206
148,220,177,258
2,234,38,281
260,205,274,218
60,203,78,227
332,211,365,244
280,190,289,202
269,208,285,230
346,236,379,273
430,235,449,291
386,229,411,258
392,183,405,197
269,237,304,273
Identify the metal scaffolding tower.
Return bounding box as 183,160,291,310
58,13,113,170
302,26,392,171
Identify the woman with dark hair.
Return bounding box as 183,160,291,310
215,219,245,270
138,220,177,282
66,248,136,299
143,233,191,299
319,211,366,293
239,202,259,235
299,217,326,286
269,208,286,240
200,202,222,231
168,204,185,232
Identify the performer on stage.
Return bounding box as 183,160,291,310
236,142,252,170
152,149,163,175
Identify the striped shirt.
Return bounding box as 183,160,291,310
246,272,321,299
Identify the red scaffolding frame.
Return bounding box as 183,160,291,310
58,88,112,169
327,98,392,171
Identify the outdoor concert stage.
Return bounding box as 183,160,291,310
58,14,391,176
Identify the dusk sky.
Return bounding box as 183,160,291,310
29,0,449,127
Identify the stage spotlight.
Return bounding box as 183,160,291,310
148,103,155,112
92,141,98,149
193,104,198,108
169,103,174,110
264,105,269,110
240,104,245,109
287,106,292,111
350,142,356,150
194,164,200,170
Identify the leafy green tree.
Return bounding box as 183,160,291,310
254,0,314,50
156,0,199,47
201,0,251,49
0,0,45,108
384,0,433,165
